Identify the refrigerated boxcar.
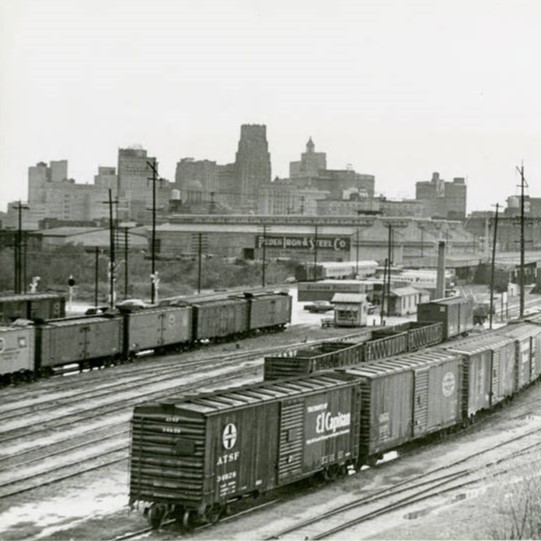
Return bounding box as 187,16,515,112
493,322,541,390
417,296,474,340
123,306,192,358
191,297,249,341
339,350,463,463
0,325,35,384
245,292,292,331
129,373,361,528
0,293,66,324
36,315,124,371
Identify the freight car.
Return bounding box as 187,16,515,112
129,372,360,528
0,324,35,385
128,320,541,530
416,296,474,340
0,291,292,385
0,293,66,324
264,321,443,380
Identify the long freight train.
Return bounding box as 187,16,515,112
0,291,292,385
128,315,541,529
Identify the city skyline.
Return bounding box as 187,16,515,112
1,0,540,213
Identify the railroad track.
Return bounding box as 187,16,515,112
262,426,541,540
0,330,371,499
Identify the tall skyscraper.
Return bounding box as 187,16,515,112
234,124,271,211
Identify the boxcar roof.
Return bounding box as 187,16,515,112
42,316,119,327
158,373,352,414
422,296,471,306
494,322,541,340
442,333,514,354
0,293,64,302
340,349,461,379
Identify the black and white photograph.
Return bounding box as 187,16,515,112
1,1,541,539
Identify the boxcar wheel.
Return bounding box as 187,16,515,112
148,504,165,530
205,503,223,524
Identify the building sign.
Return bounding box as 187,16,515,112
256,235,350,252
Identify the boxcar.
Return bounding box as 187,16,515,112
129,373,361,528
0,325,35,384
191,297,249,341
441,333,516,416
0,293,65,324
246,292,292,331
36,316,124,370
339,350,463,463
123,306,193,358
417,296,474,340
493,322,541,390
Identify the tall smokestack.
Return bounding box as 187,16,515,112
436,241,446,299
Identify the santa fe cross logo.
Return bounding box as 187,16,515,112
222,423,237,450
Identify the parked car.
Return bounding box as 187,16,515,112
304,300,333,313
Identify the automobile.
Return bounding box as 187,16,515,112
304,300,333,313
115,299,151,312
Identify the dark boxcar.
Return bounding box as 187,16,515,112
339,350,463,462
192,297,249,341
494,322,541,389
246,292,292,331
129,373,361,527
264,334,370,380
124,306,192,357
0,293,65,324
417,296,474,340
36,316,124,369
0,325,35,384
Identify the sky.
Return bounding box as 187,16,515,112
1,0,540,213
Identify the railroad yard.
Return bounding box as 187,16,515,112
2,288,541,540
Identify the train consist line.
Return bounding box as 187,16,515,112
127,300,541,530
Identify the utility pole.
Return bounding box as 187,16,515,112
147,160,162,304
105,189,117,309
355,229,360,276
124,227,129,299
489,204,499,329
261,224,267,287
14,201,29,294
313,224,319,281
94,247,99,308
381,257,388,326
198,233,203,294
517,165,527,318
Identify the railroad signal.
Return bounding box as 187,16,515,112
68,276,76,287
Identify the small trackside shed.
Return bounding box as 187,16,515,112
331,293,368,327
417,296,474,340
338,349,463,462
387,287,419,316
129,373,361,526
